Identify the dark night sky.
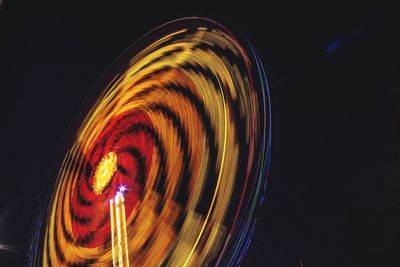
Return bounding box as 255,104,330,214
1,1,399,266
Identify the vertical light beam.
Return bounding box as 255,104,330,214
110,192,130,267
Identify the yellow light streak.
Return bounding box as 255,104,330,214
110,192,130,267
182,64,228,267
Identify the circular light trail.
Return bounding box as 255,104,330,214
29,17,272,267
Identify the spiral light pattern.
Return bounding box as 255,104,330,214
31,17,271,266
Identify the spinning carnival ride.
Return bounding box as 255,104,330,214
29,17,271,266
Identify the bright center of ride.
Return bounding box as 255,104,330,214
93,151,118,195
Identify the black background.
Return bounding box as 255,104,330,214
1,1,399,266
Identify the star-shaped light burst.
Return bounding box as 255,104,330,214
118,185,127,194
